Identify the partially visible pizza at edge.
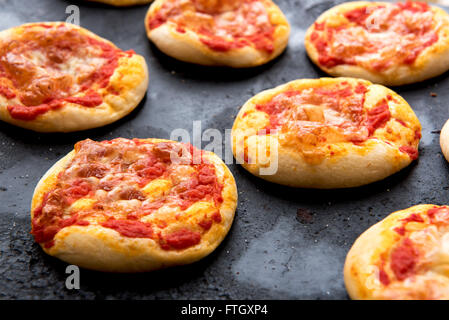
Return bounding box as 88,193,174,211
305,1,449,85
345,205,449,300
145,0,290,67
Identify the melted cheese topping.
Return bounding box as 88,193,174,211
374,207,449,299
32,139,224,251
310,1,440,71
148,0,275,52
0,23,133,120
245,81,420,164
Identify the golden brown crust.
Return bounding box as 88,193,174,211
231,77,421,188
0,22,149,132
145,0,290,67
344,205,449,300
305,1,449,86
31,138,238,272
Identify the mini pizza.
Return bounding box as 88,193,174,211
231,77,421,189
87,0,152,6
440,119,449,162
145,0,290,67
31,138,237,272
345,205,449,300
0,22,148,132
305,1,449,86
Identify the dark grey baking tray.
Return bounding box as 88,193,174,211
1,0,449,299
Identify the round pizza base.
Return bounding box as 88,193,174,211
0,22,149,132
344,204,449,300
31,139,238,272
145,0,290,67
304,1,449,86
231,77,421,189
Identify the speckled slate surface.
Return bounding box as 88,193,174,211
1,0,449,300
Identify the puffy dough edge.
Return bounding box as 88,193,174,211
440,119,449,162
0,22,149,132
145,0,290,67
30,138,238,272
88,0,153,6
304,1,449,86
231,77,420,189
343,204,438,300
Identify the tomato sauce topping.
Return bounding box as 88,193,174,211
427,206,449,225
380,207,449,285
31,139,224,250
148,0,275,53
254,82,419,159
310,2,439,71
390,238,419,281
378,257,391,286
198,211,222,230
0,84,16,99
160,228,202,250
101,219,154,238
399,146,419,160
0,23,133,121
365,101,391,136
255,82,395,144
393,212,424,236
378,268,391,286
